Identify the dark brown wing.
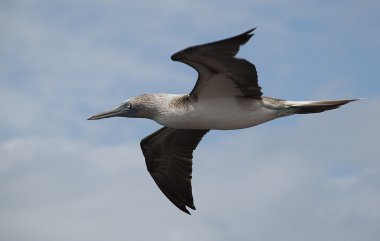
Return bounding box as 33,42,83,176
171,28,262,99
140,127,209,214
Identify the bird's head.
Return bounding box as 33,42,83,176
87,94,160,120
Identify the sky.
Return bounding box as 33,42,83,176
1,0,379,240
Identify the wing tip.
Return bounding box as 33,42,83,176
237,27,257,43
171,27,258,61
183,208,191,215
178,203,196,215
171,51,182,61
245,27,257,35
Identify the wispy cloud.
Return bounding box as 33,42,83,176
1,0,379,240
1,99,378,241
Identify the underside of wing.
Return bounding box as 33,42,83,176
171,28,262,99
140,127,209,214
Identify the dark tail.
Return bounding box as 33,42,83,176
287,99,359,114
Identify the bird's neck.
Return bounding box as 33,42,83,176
135,93,191,119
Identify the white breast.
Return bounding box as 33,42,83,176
154,97,279,130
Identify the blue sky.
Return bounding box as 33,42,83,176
1,1,379,241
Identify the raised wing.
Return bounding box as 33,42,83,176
171,28,262,99
140,127,209,214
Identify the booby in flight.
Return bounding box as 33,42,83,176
88,28,357,214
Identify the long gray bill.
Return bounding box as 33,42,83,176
87,108,122,120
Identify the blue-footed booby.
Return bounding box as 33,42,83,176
88,28,357,214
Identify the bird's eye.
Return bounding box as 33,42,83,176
121,102,131,110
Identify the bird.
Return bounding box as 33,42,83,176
88,28,357,214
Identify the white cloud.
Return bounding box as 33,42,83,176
1,0,379,240
1,99,379,241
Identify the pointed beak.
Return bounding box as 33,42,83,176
87,106,123,120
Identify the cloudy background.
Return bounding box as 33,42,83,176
1,0,379,240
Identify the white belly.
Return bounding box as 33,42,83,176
155,97,279,130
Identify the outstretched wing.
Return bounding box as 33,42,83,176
140,127,209,214
171,28,262,99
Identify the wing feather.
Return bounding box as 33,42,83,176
140,127,209,214
171,28,262,99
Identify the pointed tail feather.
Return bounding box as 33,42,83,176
287,99,359,114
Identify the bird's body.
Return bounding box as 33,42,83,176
130,94,280,130
88,28,358,214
